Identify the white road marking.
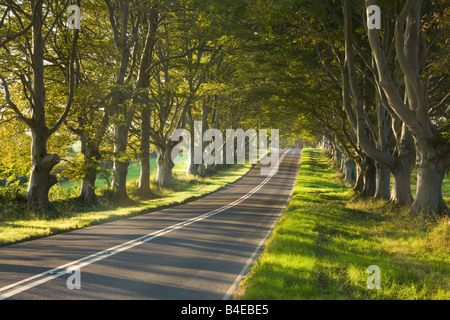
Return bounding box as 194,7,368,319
223,149,300,300
0,150,289,300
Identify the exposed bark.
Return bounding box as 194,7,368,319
410,140,449,214
360,155,376,198
149,38,210,185
390,120,415,205
374,94,391,200
79,138,101,205
138,106,152,196
187,143,199,176
185,53,222,177
353,161,364,193
341,154,356,184
67,99,110,205
111,125,130,200
330,140,342,164
187,109,200,176
11,1,78,207
196,103,211,177
374,161,390,200
25,2,55,207
390,161,414,206
366,0,450,214
137,6,158,197
26,129,59,207
203,100,220,175
343,1,382,200
80,172,98,206
156,146,175,189
343,0,416,204
107,0,133,200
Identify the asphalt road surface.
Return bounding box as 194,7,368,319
0,149,301,300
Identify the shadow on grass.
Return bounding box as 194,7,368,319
239,148,450,300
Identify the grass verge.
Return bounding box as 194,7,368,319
236,148,449,300
0,161,252,247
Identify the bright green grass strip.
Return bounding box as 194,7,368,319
60,155,164,189
0,161,252,247
237,148,450,300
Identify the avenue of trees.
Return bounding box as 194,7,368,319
0,0,265,207
0,0,448,215
243,0,449,215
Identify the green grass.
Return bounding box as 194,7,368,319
0,156,252,247
237,148,450,300
59,155,160,190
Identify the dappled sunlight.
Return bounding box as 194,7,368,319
239,149,450,300
0,163,252,247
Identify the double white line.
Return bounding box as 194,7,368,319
0,150,289,300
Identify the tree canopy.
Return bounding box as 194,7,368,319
0,0,448,214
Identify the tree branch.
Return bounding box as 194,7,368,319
49,27,79,135
0,0,43,49
429,91,450,115
0,74,33,128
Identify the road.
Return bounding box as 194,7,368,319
0,149,301,300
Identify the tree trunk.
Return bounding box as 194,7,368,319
374,94,391,201
365,0,449,214
341,154,356,184
138,106,152,197
112,159,129,200
389,119,415,205
197,163,206,177
187,118,199,176
360,156,376,198
107,0,131,201
136,8,158,197
186,110,202,176
410,141,449,214
80,171,98,205
79,138,100,205
26,129,60,207
156,146,174,189
198,106,210,177
25,3,58,208
205,163,216,175
6,1,77,208
111,125,130,200
390,162,413,205
353,161,364,193
331,142,342,164
374,161,390,200
187,153,199,176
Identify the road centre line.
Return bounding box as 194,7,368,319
223,150,300,300
0,150,289,300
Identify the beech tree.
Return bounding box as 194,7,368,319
0,0,79,207
366,0,449,214
237,0,448,213
341,0,416,204
64,0,116,205
105,0,137,201
135,3,159,197
0,0,447,215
